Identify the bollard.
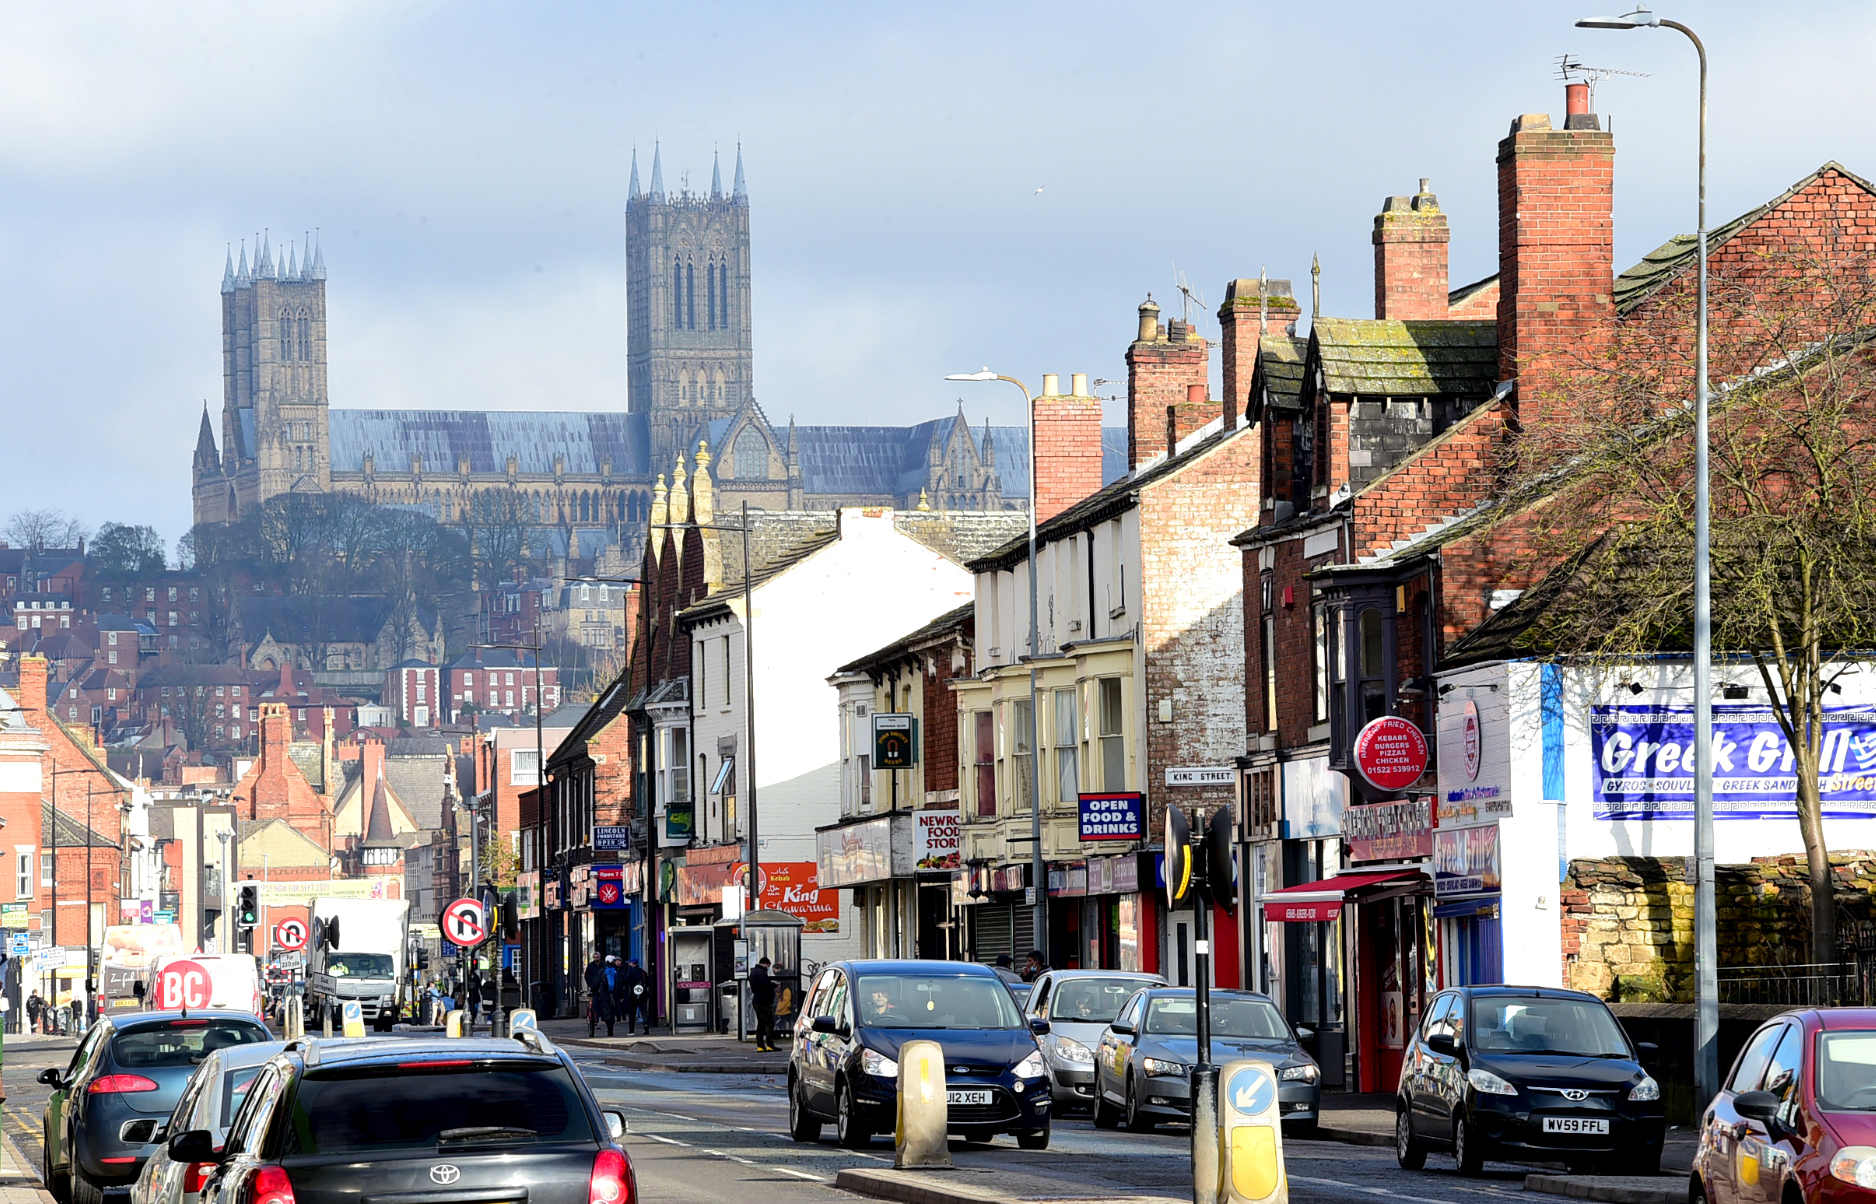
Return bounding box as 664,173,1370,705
509,1008,538,1037
1218,1060,1287,1204
284,997,304,1041
341,1001,366,1039
322,1005,332,1038
446,1009,466,1038
894,1039,951,1169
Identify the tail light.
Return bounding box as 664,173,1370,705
247,1165,295,1204
589,1149,630,1204
88,1075,159,1094
184,1164,215,1195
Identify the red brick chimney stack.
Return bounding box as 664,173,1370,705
1497,86,1617,400
1218,277,1300,429
17,655,46,714
1032,373,1104,524
1373,179,1451,319
1125,296,1209,470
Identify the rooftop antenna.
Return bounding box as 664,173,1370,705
1555,54,1650,111
1172,265,1206,329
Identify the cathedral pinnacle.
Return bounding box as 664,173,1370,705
917,488,931,512
258,230,273,279
732,142,747,205
649,143,665,204
628,147,641,203
311,230,326,281
236,240,251,289
692,440,715,523
710,148,722,200
221,245,235,295
286,242,299,281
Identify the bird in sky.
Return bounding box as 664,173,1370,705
1034,185,1045,195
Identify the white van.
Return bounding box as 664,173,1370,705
150,953,265,1017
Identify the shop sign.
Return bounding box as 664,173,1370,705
1113,854,1139,893
1166,766,1234,786
816,816,893,888
1282,754,1346,838
102,924,183,970
1344,797,1433,861
675,861,736,907
664,801,694,843
736,861,839,932
1078,792,1144,841
1432,825,1501,897
0,903,28,929
594,825,632,852
543,879,561,910
1087,856,1112,895
1263,897,1342,923
515,871,540,921
914,808,961,871
591,866,627,909
1592,703,1876,819
1438,692,1511,827
1047,863,1088,898
1352,716,1430,793
873,713,916,769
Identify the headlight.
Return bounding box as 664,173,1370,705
1280,1064,1319,1083
1142,1057,1189,1078
1016,1051,1048,1079
1832,1146,1876,1188
861,1048,899,1078
1628,1075,1660,1101
1467,1068,1518,1096
1053,1037,1095,1065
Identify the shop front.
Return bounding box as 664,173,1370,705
1045,852,1152,970
956,862,1035,962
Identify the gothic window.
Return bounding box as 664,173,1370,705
718,260,731,328
678,369,691,402
734,429,766,480
706,257,717,331
685,257,696,329
298,311,312,360
279,309,296,360
672,256,683,326
714,369,725,403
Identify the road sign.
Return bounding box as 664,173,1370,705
155,958,212,1010
341,1000,365,1038
274,918,308,951
1352,716,1430,794
442,898,488,947
873,713,915,769
8,935,28,957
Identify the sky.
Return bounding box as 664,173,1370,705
0,0,1871,549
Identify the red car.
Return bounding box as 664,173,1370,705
1695,1008,1876,1204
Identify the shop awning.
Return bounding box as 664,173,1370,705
1260,869,1422,922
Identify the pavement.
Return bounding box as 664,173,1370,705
0,1125,53,1204
532,1016,793,1073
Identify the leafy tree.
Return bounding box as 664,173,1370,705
90,523,168,579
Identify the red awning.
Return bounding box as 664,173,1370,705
1259,869,1422,923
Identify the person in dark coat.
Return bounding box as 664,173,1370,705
748,957,777,1052
620,959,650,1035
583,954,612,1031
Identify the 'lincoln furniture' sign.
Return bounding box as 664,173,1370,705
1344,797,1433,861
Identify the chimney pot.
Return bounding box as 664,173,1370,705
1186,383,1206,406
1041,374,1059,397
1563,82,1601,130
1136,298,1160,342
1070,373,1088,397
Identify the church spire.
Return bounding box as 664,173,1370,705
628,147,641,204
649,143,665,204
221,245,236,295
732,143,747,205
311,229,326,281
235,239,251,289
710,148,722,200
194,402,220,477
258,230,273,279
286,241,299,281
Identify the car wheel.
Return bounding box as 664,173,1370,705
1453,1112,1486,1176
1017,1126,1050,1150
1126,1074,1156,1133
1396,1110,1427,1170
43,1145,69,1204
71,1170,104,1204
788,1077,823,1143
1689,1171,1709,1204
836,1080,870,1149
1092,1085,1122,1130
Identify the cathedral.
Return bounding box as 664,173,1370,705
191,147,1125,555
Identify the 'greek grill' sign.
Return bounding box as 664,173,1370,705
1591,704,1876,819
1078,793,1144,841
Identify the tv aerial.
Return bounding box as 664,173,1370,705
1555,54,1650,111
1172,265,1207,329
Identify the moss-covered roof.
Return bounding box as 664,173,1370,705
1251,335,1308,417
1311,317,1497,398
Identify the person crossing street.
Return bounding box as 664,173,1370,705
748,956,777,1052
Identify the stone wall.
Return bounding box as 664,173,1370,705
1562,853,1876,1002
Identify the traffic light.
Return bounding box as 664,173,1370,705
1164,805,1195,910
236,884,259,930
1206,805,1237,916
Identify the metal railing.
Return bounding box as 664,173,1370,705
1716,962,1865,1006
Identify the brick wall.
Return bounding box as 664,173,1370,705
922,628,969,796
231,702,331,848
1033,386,1103,523
1126,319,1209,470
1347,400,1516,560
1496,112,1615,402
1373,186,1451,319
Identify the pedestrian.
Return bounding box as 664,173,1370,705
480,974,498,1033
25,991,41,1034
748,957,777,1051
600,955,626,1036
1021,950,1046,983
621,958,649,1035
991,954,1022,985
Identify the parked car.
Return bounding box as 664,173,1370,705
131,1042,284,1204
1092,987,1319,1133
1006,982,1034,1012
41,1011,272,1204
787,959,1053,1149
1023,971,1164,1111
1691,1007,1876,1204
1395,985,1664,1175
186,1035,631,1204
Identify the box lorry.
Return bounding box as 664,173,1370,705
306,897,411,1031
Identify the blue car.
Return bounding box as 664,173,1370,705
41,1011,272,1204
787,960,1053,1149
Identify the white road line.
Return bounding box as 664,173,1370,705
641,1134,691,1146
1290,1175,1473,1204
769,1167,828,1181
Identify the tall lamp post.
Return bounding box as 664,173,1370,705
1576,3,1715,1105
473,631,548,1003
945,370,1047,965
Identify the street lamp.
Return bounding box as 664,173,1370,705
945,369,1047,965
1575,3,1716,1106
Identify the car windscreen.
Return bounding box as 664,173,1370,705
112,1021,269,1070
1817,1033,1876,1110
856,975,1023,1029
1469,996,1633,1057
220,1065,267,1129
1051,978,1150,1022
282,1063,594,1153
326,953,394,976
1211,997,1293,1040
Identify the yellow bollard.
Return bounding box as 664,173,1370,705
284,996,304,1041
341,1001,367,1039
894,1039,951,1169
1219,1060,1287,1204
446,1009,466,1038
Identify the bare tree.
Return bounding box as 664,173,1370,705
6,508,88,554
463,491,530,586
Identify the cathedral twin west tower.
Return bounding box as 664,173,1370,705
192,147,1035,555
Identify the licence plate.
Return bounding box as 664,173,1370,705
947,1089,993,1105
1542,1117,1610,1135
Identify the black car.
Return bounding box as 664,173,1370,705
787,959,1053,1149
42,1011,272,1204
1395,985,1665,1175
184,1034,632,1204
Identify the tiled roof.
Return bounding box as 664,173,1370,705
892,513,1030,566
328,411,653,476
1252,336,1308,416
1312,318,1498,398
836,602,973,675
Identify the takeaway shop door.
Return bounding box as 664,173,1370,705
1353,890,1432,1094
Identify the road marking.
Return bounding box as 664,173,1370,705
769,1167,827,1181
641,1134,690,1147
1290,1175,1479,1204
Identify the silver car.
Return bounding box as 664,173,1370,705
1024,971,1163,1110
131,1042,284,1204
1093,988,1320,1133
